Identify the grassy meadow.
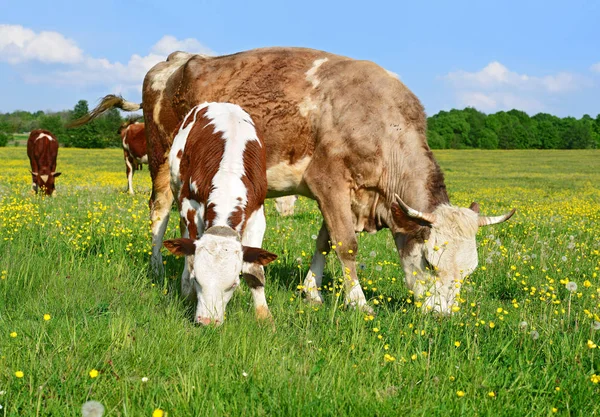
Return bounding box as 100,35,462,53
1,148,599,416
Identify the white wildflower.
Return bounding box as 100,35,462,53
565,282,577,292
82,401,105,417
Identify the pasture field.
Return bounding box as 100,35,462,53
1,148,599,416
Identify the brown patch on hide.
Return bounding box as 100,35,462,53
423,147,449,209
186,209,198,240
122,123,147,160
391,202,432,232
242,247,278,265
164,238,195,256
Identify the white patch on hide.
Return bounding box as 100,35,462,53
298,96,318,117
305,58,328,88
35,133,54,141
266,156,311,193
204,103,259,228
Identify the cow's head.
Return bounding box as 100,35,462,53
32,171,61,196
392,195,514,315
163,226,277,325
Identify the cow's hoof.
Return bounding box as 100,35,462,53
255,305,272,321
345,300,375,315
303,290,324,305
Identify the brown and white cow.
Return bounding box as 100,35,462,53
73,47,514,315
119,121,147,194
27,129,60,196
162,102,277,325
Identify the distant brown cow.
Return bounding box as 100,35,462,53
119,121,147,194
27,129,60,196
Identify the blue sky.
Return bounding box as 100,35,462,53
1,0,599,117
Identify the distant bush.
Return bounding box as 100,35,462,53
0,131,12,147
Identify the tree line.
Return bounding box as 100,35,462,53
428,108,600,149
0,100,136,148
1,102,599,149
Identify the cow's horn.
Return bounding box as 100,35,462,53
478,208,516,227
394,194,437,224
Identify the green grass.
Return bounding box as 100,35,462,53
1,149,599,416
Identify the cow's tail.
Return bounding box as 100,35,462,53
67,95,142,128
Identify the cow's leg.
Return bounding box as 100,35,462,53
304,166,371,313
177,216,195,301
150,161,173,277
124,152,135,195
31,175,38,193
241,206,271,321
30,160,39,193
303,221,331,304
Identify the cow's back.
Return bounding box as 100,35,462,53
27,130,58,168
122,123,147,159
143,49,344,167
143,47,429,200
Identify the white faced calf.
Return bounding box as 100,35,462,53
163,103,277,325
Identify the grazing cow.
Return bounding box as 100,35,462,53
72,47,514,315
274,195,298,217
119,121,147,194
163,102,277,325
27,129,60,196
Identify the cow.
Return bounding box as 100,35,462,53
119,120,147,194
27,129,61,196
71,47,515,315
274,195,298,217
162,102,277,325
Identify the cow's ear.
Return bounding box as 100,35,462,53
164,238,195,256
53,172,62,178
242,247,278,266
469,202,480,213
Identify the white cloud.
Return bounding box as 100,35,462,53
2,26,214,93
0,24,84,64
151,35,215,56
442,61,590,113
591,62,600,73
457,92,544,114
445,61,583,93
456,92,497,111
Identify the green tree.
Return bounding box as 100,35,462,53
428,110,470,149
478,128,499,149
67,100,102,148
427,130,446,149
94,108,123,147
462,107,487,148
0,131,10,147
532,113,561,149
39,115,65,140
